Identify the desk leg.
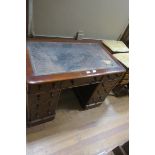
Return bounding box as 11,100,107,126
27,90,61,127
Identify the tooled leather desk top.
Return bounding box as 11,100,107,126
27,41,119,76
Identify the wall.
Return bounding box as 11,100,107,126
31,0,129,40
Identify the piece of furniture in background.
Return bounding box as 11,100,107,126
121,24,129,48
26,38,125,127
102,37,129,97
115,25,129,96
112,53,129,96
111,141,129,155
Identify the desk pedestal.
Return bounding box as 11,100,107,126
27,73,123,127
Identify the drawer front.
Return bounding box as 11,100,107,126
27,90,60,122
119,72,129,85
103,79,119,88
27,82,61,94
61,75,103,89
123,73,129,80
102,73,124,82
120,79,129,85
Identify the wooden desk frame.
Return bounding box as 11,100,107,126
26,38,126,127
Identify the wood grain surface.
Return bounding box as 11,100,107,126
27,90,129,155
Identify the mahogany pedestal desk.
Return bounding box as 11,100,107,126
26,38,126,127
